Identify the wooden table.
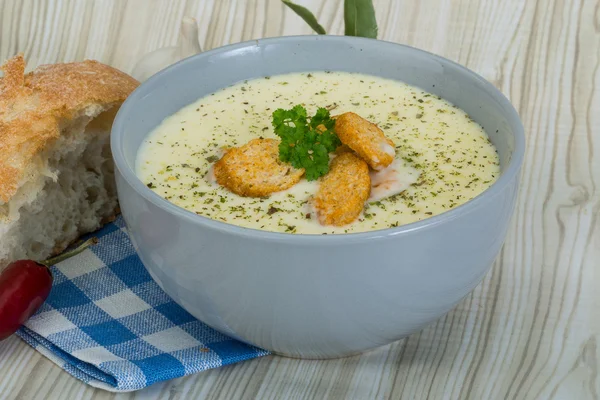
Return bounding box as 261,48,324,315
1,0,598,398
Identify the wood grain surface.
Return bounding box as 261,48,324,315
1,0,599,399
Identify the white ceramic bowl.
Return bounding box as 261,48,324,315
111,36,525,358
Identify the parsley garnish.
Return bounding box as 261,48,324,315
271,105,341,181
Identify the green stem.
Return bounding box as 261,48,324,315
42,237,99,266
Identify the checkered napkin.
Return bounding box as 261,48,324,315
16,216,269,392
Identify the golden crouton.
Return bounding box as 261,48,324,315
214,138,304,197
334,112,396,170
312,153,371,226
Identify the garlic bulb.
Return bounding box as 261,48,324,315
131,16,202,82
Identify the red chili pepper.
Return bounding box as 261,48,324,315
0,260,53,340
0,237,98,341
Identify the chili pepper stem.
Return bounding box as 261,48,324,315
42,237,99,266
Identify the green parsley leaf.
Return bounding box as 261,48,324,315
272,105,341,181
309,107,335,131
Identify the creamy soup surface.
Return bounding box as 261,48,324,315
136,72,500,234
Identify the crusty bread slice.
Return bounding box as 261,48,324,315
0,54,138,269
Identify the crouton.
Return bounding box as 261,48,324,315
312,152,371,226
334,112,395,170
213,138,304,197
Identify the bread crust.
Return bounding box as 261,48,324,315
0,54,139,203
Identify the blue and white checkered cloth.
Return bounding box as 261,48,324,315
16,216,269,392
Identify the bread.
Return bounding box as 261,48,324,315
334,112,396,171
0,54,138,269
312,152,371,226
213,138,305,197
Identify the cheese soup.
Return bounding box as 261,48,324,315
136,71,500,234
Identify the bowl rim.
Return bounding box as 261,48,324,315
111,34,525,244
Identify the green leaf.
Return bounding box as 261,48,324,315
319,129,341,152
271,104,342,181
309,107,331,130
282,0,327,35
291,104,308,120
344,0,378,39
